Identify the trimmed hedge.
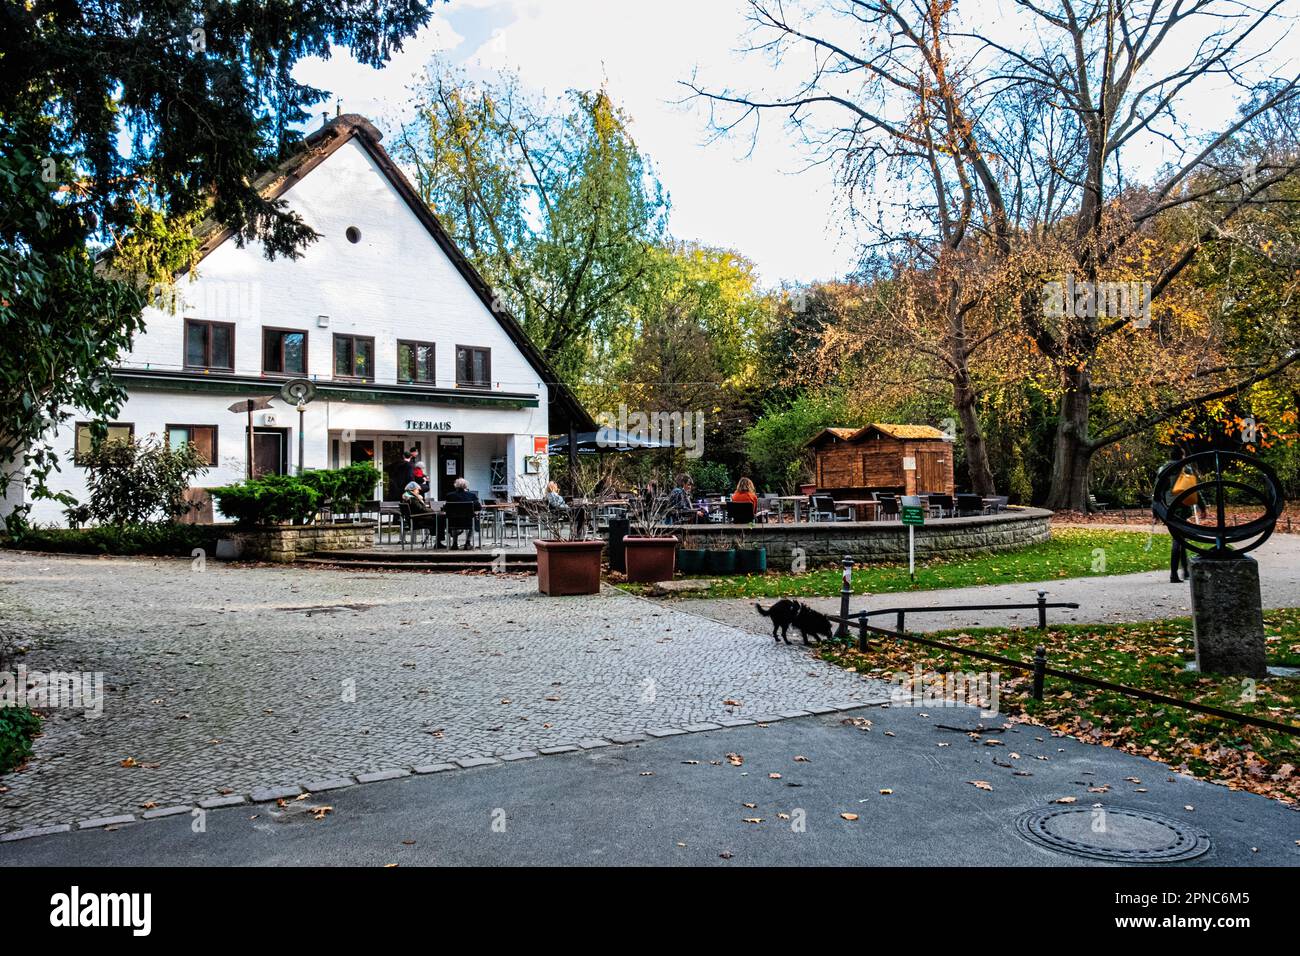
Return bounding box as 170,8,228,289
210,474,321,526
4,523,222,557
212,463,379,527
299,462,381,508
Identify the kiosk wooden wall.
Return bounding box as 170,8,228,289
809,424,955,496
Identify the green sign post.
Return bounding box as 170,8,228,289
900,503,925,580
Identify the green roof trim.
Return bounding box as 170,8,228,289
111,369,538,409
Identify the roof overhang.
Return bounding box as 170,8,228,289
112,368,539,410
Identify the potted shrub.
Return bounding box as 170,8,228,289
676,534,707,574
733,531,767,574
623,474,679,583
703,535,737,574
523,463,606,596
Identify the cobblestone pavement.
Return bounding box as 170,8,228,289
0,552,884,835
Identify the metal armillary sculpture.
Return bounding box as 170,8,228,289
1152,450,1284,559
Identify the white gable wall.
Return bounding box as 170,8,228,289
25,136,555,526
123,138,547,394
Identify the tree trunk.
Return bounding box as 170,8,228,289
954,379,996,496
1045,367,1094,510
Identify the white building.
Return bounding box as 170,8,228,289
15,114,590,526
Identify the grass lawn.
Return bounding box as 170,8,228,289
819,608,1300,802
629,528,1172,599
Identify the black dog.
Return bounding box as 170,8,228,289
756,600,834,645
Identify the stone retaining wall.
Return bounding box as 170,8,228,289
225,522,376,563
666,508,1052,569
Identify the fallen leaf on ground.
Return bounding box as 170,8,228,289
968,781,993,791
840,813,860,821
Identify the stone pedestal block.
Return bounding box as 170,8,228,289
1189,555,1267,678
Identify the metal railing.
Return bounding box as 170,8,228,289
826,556,1300,737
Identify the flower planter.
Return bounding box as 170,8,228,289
703,548,737,574
676,548,707,574
623,536,678,583
734,546,767,574
534,539,604,595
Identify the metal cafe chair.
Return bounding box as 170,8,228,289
809,494,852,522
877,495,900,520
927,493,954,518
955,493,985,516
725,500,756,524
442,501,481,550
398,501,438,549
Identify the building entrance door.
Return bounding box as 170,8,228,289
437,436,464,499
251,428,287,478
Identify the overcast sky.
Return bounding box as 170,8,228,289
292,0,1296,287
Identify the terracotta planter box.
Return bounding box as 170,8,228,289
534,539,604,595
624,536,678,583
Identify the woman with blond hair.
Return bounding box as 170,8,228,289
731,476,759,508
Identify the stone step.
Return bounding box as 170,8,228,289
299,556,537,574
310,549,536,563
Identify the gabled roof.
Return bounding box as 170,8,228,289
806,423,951,447
862,423,950,440
189,114,593,433
805,427,862,448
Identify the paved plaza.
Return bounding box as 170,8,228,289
0,551,881,836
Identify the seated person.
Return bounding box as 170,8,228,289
402,481,432,512
402,481,437,541
668,473,707,523
443,477,481,549
545,481,569,511
413,461,431,495
731,477,759,508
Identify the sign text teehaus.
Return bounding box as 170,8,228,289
404,419,454,431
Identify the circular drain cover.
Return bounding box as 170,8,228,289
1016,806,1210,864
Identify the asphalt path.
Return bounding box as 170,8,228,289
4,708,1296,867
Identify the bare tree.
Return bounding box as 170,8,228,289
685,0,1025,495
976,0,1300,508
690,0,1300,508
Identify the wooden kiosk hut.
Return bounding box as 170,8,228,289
807,424,955,496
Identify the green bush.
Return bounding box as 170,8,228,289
301,462,379,508
80,434,209,525
211,474,321,526
5,523,222,556
0,706,41,773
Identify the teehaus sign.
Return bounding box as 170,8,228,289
403,419,454,431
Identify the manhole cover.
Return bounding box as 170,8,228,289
1016,806,1210,863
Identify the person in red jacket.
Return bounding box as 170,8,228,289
731,476,759,508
